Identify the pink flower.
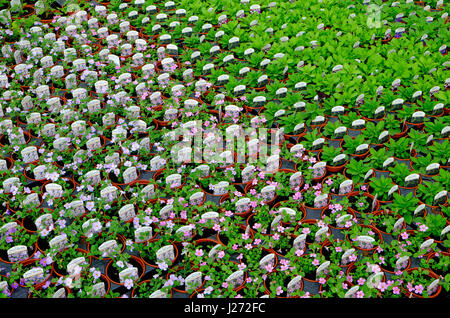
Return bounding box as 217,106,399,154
312,259,320,266
414,284,424,294
195,249,203,257
400,232,409,240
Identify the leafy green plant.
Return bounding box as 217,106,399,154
369,176,395,201
344,159,370,184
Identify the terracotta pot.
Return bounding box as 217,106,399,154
131,279,174,298
347,191,380,216
0,243,38,265
345,224,383,256
51,248,92,277
105,255,146,286
18,259,52,290
403,268,442,298
370,210,406,236
294,219,331,246
138,240,178,269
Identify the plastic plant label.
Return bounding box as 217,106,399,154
333,126,347,139
140,184,155,200
392,217,405,233
270,215,282,232
387,185,398,200
226,270,245,288
23,268,44,285
7,245,28,262
312,162,326,179
33,165,47,180
119,267,139,284
3,177,20,193
279,208,296,223
286,275,303,297
331,106,345,116
159,205,173,220
311,138,324,150
413,204,426,217
341,248,356,265
440,225,450,240
90,282,106,298
293,234,307,251
156,245,175,264
344,286,359,298
65,200,84,219
433,190,447,206
427,279,440,296
404,174,419,188
288,171,302,189
52,288,66,298
185,272,202,291
22,193,40,209
21,146,39,163
150,157,165,171
426,163,440,176
241,165,255,183
166,174,182,189
67,257,86,275
208,244,223,260
316,261,330,278
98,240,119,258
259,253,275,269
85,170,101,185
45,183,63,198
0,222,17,234
123,166,138,184
333,154,347,167
441,126,450,138
352,119,365,130
395,256,409,271
149,290,167,298
49,235,68,252
213,181,229,196
367,272,384,288
315,226,329,242
356,235,375,249
364,169,373,184
35,214,53,232
235,198,251,213
261,185,276,202
0,159,7,172
118,204,135,222
82,218,102,238
135,226,153,243
339,180,353,195
355,144,369,155
190,192,205,206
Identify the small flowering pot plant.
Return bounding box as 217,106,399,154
291,244,327,281
344,224,382,254
320,238,357,267
134,234,177,270
131,274,173,298
420,252,450,278
65,268,118,298
50,247,91,277
347,191,373,214
368,210,406,236
398,268,442,298
264,267,307,298
318,263,379,298
0,223,38,262
372,241,411,274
